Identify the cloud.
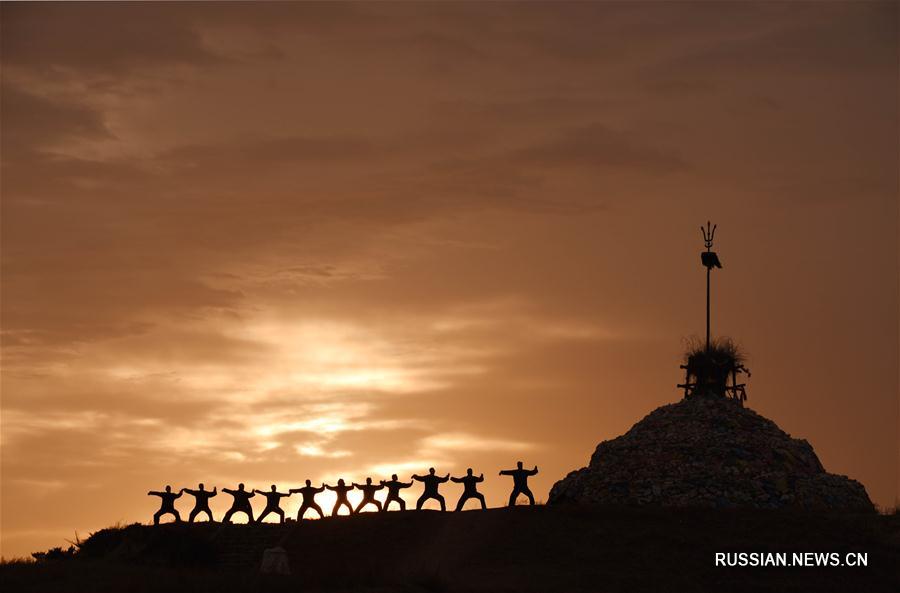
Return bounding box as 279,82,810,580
0,85,112,156
651,2,896,79
156,134,379,170
1,3,222,77
420,432,533,454
514,123,687,173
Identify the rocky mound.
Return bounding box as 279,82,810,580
549,395,874,511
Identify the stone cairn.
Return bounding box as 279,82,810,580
548,388,874,510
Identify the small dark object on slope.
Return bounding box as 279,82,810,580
31,546,76,562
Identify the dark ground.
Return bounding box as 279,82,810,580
2,505,897,592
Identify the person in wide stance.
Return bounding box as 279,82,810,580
499,461,538,506
148,485,183,525
452,468,487,511
381,474,413,511
353,477,384,513
325,479,354,517
412,467,450,511
222,483,256,523
183,483,217,523
254,484,290,524
289,480,326,520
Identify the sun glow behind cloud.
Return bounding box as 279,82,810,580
59,309,552,467
98,320,450,400
231,319,459,397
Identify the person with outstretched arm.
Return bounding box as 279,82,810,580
222,483,256,523
183,483,217,523
148,485,183,525
499,461,538,506
325,479,354,517
353,477,384,513
254,484,290,524
411,467,449,511
452,468,487,511
381,474,413,511
289,480,326,520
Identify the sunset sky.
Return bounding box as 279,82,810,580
1,2,897,558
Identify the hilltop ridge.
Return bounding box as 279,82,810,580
3,506,897,593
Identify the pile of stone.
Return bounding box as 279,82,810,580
549,394,874,511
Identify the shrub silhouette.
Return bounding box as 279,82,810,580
680,337,749,401
73,523,215,566
31,546,76,562
683,336,745,366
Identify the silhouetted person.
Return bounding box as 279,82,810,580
184,483,217,522
222,483,256,523
325,479,354,516
254,484,289,523
353,477,384,513
381,474,413,511
148,485,183,525
412,467,449,511
289,480,326,520
500,461,538,506
452,468,486,511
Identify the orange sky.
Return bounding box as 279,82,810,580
1,2,897,559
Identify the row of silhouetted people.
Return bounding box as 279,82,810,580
148,462,539,525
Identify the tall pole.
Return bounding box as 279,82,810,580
706,264,710,352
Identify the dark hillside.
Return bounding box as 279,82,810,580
2,505,897,593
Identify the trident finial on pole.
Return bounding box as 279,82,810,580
701,221,716,251
700,222,722,352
